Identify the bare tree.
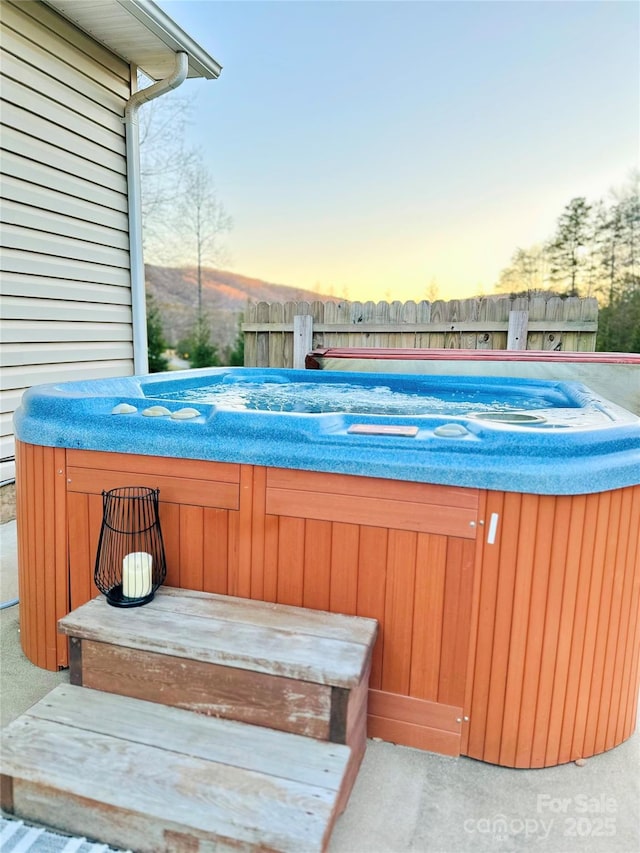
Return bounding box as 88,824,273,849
496,245,549,293
138,90,197,260
173,153,233,316
596,171,640,304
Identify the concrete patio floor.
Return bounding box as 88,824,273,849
1,519,639,852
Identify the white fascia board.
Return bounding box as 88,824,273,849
119,0,222,79
42,0,222,81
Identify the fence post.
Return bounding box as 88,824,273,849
507,311,529,350
293,314,313,368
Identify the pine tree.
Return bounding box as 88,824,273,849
146,294,169,373
546,197,593,296
179,313,220,369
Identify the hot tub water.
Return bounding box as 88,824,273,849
152,378,560,416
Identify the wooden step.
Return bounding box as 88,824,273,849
58,587,377,740
58,587,377,812
0,685,353,852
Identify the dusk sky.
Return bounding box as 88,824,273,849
156,0,639,302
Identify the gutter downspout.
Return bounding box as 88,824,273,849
125,51,189,374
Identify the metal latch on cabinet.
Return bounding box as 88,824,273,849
486,513,499,544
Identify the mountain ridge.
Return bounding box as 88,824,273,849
145,263,334,351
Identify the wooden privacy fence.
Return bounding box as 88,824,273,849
243,295,598,368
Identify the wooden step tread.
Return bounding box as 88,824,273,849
58,587,378,688
0,685,352,853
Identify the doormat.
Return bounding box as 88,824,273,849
0,818,131,853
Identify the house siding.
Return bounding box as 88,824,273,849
1,0,135,482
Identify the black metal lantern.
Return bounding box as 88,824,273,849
94,486,166,607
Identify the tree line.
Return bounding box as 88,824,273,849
495,172,639,352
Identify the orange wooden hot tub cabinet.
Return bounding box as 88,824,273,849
15,438,640,769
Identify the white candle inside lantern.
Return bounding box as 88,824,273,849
122,551,153,598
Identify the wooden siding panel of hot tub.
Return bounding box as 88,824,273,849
159,503,234,595
17,441,34,663
462,491,503,758
381,529,418,696
498,492,543,767
465,486,640,768
67,491,103,611
409,533,447,700
356,526,389,689
587,489,627,757
15,441,68,670
513,495,559,767
559,490,615,766
275,516,306,607
460,490,489,757
204,508,235,596
244,465,264,600
438,537,476,707
601,486,638,752
547,490,602,763
33,446,46,667
528,495,576,767
179,505,205,591
302,519,332,613
65,450,240,510
257,515,471,753
248,467,479,753
367,690,462,756
264,468,479,539
65,451,241,614
329,523,360,616
618,487,640,745
469,491,522,763
594,482,640,752
159,502,180,589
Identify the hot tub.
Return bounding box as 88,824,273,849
14,368,640,768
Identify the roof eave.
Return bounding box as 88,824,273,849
42,0,222,81
120,0,222,80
